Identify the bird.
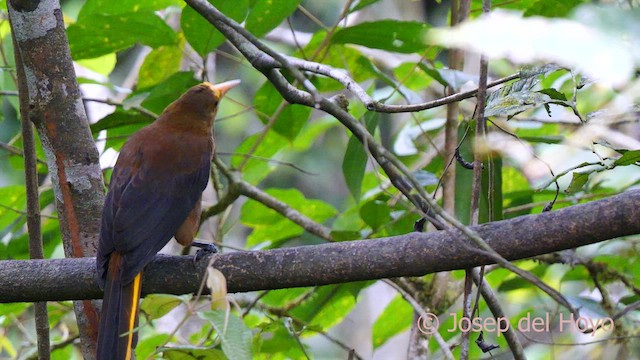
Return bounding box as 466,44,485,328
95,80,240,360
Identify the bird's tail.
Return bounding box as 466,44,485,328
97,252,142,360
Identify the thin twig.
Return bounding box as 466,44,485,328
0,140,47,165
0,203,58,220
471,269,525,360
211,157,333,241
383,279,455,360
261,303,365,360
462,3,491,352
13,31,50,359
277,56,519,113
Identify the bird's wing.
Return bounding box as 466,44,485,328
98,132,211,286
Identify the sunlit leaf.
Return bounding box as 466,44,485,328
76,0,180,20
485,77,551,119
360,199,391,231
245,0,301,37
140,294,188,319
68,12,177,60
163,346,226,359
614,150,640,166
289,282,372,329
342,112,378,202
333,20,430,54
90,110,153,134
372,295,412,349
199,310,253,360
524,0,586,17
419,65,477,91
181,0,248,56
241,188,337,247
138,44,185,89
140,71,199,114
349,0,383,13
565,171,591,193
231,131,289,184
254,81,311,140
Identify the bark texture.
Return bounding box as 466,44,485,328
0,190,637,302
8,0,105,357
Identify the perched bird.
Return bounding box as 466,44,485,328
96,80,240,360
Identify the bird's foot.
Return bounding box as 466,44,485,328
192,241,218,264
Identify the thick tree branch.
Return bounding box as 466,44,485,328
0,191,637,302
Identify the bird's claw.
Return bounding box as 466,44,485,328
191,241,218,264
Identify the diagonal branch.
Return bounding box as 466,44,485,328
185,0,594,317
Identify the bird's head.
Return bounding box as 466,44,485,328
159,80,241,131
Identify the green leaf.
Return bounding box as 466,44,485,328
104,123,147,152
484,77,551,119
240,188,337,247
231,131,288,184
140,294,188,320
413,170,439,187
140,71,199,114
289,282,371,329
454,121,492,224
7,220,61,259
342,112,378,202
349,0,383,13
76,54,117,76
291,117,339,151
519,135,564,144
77,0,180,20
90,110,153,134
299,31,378,92
138,44,185,89
503,191,534,219
136,333,173,360
329,230,361,241
163,346,226,360
181,0,248,56
524,0,586,18
199,310,253,360
565,171,591,193
253,81,311,140
372,295,412,349
520,64,564,79
254,319,306,358
614,150,640,166
261,288,311,308
419,65,477,91
68,12,177,60
0,186,26,232
560,266,589,283
245,0,301,37
332,20,430,54
537,88,567,101
393,62,434,91
0,303,29,317
360,199,391,231
471,0,537,11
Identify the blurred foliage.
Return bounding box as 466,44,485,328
0,0,639,359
